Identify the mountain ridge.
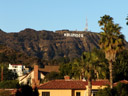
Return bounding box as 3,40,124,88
0,28,127,60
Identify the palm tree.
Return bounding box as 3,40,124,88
72,50,107,96
92,48,109,79
72,58,84,80
1,65,3,81
82,52,95,96
126,16,128,25
98,15,125,88
82,51,103,96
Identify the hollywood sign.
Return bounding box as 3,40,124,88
64,33,84,38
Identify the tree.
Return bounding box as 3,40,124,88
98,15,125,88
91,49,109,79
71,49,107,96
15,85,39,96
59,62,73,78
96,83,128,96
43,71,62,82
0,80,19,88
96,86,113,96
72,49,108,80
0,64,18,80
72,58,83,80
82,52,95,96
82,51,105,96
113,50,128,82
0,53,7,63
126,16,128,25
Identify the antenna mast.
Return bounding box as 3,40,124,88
85,17,88,31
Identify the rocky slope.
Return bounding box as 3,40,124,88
0,28,127,60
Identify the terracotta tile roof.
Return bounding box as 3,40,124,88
38,79,109,89
38,66,59,72
11,64,22,65
113,80,128,86
38,80,86,89
91,80,110,86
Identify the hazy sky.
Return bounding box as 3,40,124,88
0,0,128,41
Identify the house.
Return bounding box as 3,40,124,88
18,65,59,86
38,76,109,96
18,65,47,87
8,64,29,77
18,65,59,87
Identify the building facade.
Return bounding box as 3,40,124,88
8,64,27,76
38,77,109,96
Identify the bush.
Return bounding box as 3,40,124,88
0,80,19,88
15,85,39,96
42,71,63,82
96,83,128,96
0,90,12,96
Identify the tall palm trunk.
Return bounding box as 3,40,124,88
88,77,92,96
109,61,113,88
1,66,3,81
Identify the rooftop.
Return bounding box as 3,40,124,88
10,64,23,66
39,65,59,73
38,79,109,89
113,80,128,86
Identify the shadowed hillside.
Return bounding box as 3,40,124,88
0,28,127,61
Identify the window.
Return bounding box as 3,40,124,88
76,92,81,96
92,90,98,96
92,92,97,96
14,69,16,72
42,92,50,96
93,93,96,96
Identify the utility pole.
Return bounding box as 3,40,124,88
1,65,3,81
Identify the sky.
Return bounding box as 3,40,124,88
0,0,128,41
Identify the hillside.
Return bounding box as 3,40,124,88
0,44,42,67
0,28,127,61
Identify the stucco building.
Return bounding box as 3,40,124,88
8,64,29,76
18,65,46,86
38,76,109,96
18,65,59,87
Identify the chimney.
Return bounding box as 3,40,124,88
32,65,40,87
64,75,70,81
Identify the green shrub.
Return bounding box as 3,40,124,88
0,80,19,88
15,84,39,96
0,90,12,96
96,83,128,96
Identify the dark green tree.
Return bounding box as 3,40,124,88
0,53,7,63
0,64,18,80
0,80,19,88
96,87,113,96
98,15,125,88
72,58,83,80
59,62,73,78
44,71,62,82
126,16,128,25
72,49,109,80
96,83,128,96
82,51,106,96
15,85,39,96
82,52,96,96
113,50,128,82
